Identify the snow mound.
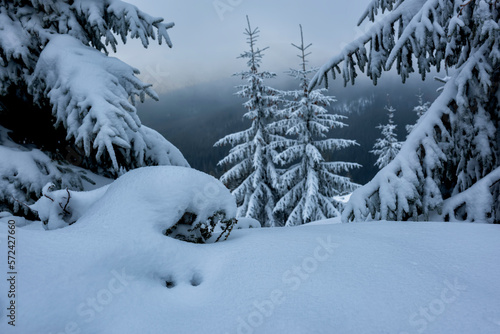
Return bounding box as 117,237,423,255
234,217,262,229
31,183,110,230
31,166,237,241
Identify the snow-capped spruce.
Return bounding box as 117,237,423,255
406,91,430,135
370,103,402,169
215,16,281,227
309,0,499,223
0,0,188,216
272,25,360,226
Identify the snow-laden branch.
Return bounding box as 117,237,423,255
310,0,428,88
309,0,472,89
312,0,499,222
29,35,185,170
106,0,174,49
440,167,500,222
0,126,97,215
342,39,497,222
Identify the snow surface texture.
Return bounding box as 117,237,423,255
1,214,499,333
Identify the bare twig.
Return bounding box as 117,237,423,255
44,194,55,202
457,0,474,17
10,196,38,215
10,195,36,212
58,188,71,215
63,188,71,212
215,218,236,242
223,224,234,241
215,227,227,243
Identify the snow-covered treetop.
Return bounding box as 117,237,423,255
238,15,269,73
309,0,500,88
413,92,431,119
286,24,315,90
370,104,402,169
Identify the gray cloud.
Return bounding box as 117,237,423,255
115,0,371,92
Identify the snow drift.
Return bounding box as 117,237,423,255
0,166,498,333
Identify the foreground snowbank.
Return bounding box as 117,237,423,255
1,215,499,333
30,166,237,241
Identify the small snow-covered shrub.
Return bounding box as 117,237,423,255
30,183,109,230
166,210,237,244
234,217,262,229
31,166,238,243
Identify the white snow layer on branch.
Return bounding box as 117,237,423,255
440,167,500,222
29,35,187,170
105,0,174,48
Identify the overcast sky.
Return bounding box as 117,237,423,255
117,0,372,92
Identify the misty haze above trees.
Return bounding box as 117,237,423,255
136,75,441,185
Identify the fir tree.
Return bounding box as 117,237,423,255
310,0,500,223
215,16,281,227
406,91,430,135
371,103,402,169
0,0,188,216
272,25,360,226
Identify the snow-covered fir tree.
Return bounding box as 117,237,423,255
0,0,188,216
272,25,360,226
310,0,500,223
215,16,281,227
371,104,402,169
406,91,431,135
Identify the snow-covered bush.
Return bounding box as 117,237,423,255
233,217,262,229
31,166,237,243
310,0,500,223
0,0,188,217
30,183,110,230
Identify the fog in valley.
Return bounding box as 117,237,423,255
137,73,443,185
